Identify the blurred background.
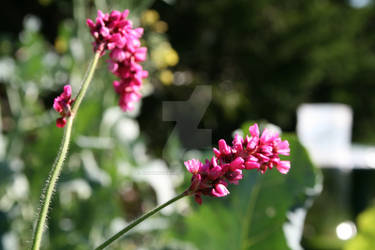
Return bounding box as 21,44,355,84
1,0,375,249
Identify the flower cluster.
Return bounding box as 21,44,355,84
87,10,148,111
184,123,290,204
53,85,74,128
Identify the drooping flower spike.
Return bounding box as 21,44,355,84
53,85,74,128
87,10,148,112
184,123,291,205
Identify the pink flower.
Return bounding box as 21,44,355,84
184,123,291,204
86,10,132,54
211,183,230,197
53,85,74,128
184,159,202,174
87,10,148,111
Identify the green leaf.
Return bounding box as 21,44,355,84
172,133,320,250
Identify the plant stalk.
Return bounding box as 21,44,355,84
95,192,188,250
31,50,101,250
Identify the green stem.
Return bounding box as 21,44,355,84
71,51,101,115
95,192,188,250
31,51,101,250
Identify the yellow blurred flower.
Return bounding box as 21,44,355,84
55,37,67,53
159,70,174,85
344,206,375,250
153,21,168,33
151,42,179,69
141,10,160,26
165,48,179,67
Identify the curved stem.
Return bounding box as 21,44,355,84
71,51,101,115
31,51,101,250
95,192,188,250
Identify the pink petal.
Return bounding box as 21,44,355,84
245,160,260,170
277,140,290,156
184,159,202,174
218,139,231,155
229,157,244,171
249,123,260,138
276,161,290,174
211,184,230,197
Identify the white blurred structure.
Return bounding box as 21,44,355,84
297,103,375,169
297,104,353,168
350,144,375,169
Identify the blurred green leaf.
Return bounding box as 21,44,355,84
345,205,375,250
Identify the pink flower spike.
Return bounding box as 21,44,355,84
183,123,290,204
85,6,151,112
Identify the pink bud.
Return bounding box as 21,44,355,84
134,47,147,62
53,85,73,128
277,140,290,156
213,147,221,158
110,48,127,62
194,194,202,205
63,85,71,98
56,117,66,128
232,134,244,151
229,157,244,171
208,166,222,180
218,139,231,155
260,128,278,144
184,159,202,174
211,184,230,197
276,161,290,174
249,123,260,137
86,19,95,29
245,160,260,170
227,169,243,184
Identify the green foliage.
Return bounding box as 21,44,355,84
345,205,375,250
169,133,320,250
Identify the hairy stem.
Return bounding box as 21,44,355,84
31,50,101,250
95,192,188,250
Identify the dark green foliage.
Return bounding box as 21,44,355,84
152,0,375,143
